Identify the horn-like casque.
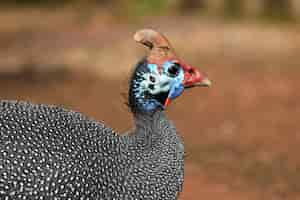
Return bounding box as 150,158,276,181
134,29,177,66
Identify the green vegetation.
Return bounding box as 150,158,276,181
125,0,170,17
262,0,293,21
1,0,298,23
224,0,243,18
0,0,72,6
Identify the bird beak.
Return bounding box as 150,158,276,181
182,64,211,88
164,64,211,108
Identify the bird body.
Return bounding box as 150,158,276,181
0,100,184,199
0,29,210,199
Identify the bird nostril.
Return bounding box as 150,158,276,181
187,68,198,78
188,69,195,75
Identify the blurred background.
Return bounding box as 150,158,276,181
0,0,300,199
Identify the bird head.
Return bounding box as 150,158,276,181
128,29,211,113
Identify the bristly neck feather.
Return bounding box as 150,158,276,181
131,110,176,146
127,59,177,141
125,59,182,152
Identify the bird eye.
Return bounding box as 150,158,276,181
167,63,180,77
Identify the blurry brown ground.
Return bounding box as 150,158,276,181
1,4,300,200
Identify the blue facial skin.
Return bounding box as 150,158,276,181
140,99,162,112
162,61,185,101
168,80,184,100
133,61,185,112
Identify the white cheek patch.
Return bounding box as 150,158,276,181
140,73,169,95
138,62,184,96
157,74,172,92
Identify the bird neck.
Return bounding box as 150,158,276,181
132,110,174,143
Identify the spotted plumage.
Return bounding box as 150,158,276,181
0,29,211,200
0,100,184,200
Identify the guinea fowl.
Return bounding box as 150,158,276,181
0,29,211,200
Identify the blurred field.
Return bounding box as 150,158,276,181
1,3,300,200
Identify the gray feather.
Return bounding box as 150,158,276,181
0,100,184,200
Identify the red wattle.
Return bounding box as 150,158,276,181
164,97,171,107
182,64,203,87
